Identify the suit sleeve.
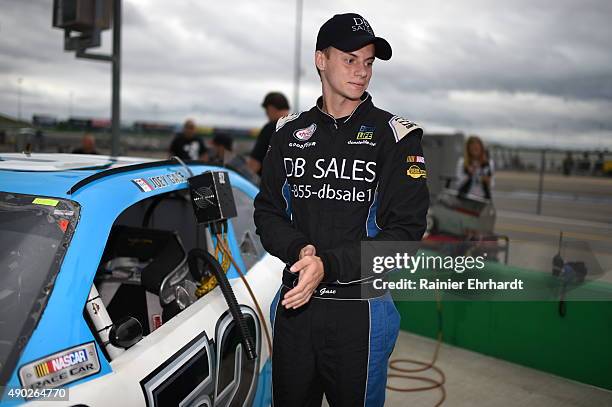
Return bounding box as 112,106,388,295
318,129,429,283
253,131,310,265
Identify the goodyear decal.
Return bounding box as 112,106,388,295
132,171,187,193
19,342,101,390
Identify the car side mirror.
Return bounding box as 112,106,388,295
108,317,143,349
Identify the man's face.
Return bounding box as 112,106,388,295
316,44,375,101
184,121,195,138
264,106,276,122
210,143,224,160
82,136,95,152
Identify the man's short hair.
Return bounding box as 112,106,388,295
316,47,331,78
212,134,233,151
183,119,196,130
261,92,290,110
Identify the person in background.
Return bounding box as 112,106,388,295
247,92,290,175
72,133,99,155
169,119,208,161
456,135,494,199
562,151,574,176
210,133,259,185
593,152,605,175
34,129,45,152
577,152,591,174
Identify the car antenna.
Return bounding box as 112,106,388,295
172,155,194,178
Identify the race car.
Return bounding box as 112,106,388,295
0,153,281,406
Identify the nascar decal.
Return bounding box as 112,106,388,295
19,342,100,390
276,112,302,131
407,165,427,179
293,123,317,141
406,155,425,164
388,116,422,143
132,171,187,192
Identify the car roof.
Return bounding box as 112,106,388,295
0,153,261,200
0,153,154,171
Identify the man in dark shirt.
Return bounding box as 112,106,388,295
248,92,290,175
210,133,259,185
169,119,208,161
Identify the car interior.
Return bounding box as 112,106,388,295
85,187,264,358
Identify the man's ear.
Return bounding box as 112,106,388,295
315,50,327,72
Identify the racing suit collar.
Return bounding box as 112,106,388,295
316,92,372,125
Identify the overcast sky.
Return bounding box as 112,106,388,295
1,0,611,148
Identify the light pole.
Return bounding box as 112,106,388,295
292,0,303,112
54,0,122,156
17,77,23,122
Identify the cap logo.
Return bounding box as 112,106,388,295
352,17,373,35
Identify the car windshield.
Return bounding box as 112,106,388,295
0,192,79,385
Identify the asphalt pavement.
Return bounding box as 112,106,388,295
491,171,611,281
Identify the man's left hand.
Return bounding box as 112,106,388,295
282,256,324,309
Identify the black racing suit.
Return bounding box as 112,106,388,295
254,92,429,407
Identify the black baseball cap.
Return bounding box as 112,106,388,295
316,13,392,60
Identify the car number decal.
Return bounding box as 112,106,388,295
140,305,261,407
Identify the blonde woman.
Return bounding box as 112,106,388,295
456,135,494,199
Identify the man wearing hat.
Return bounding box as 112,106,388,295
254,13,429,406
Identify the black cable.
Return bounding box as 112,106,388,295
187,248,257,360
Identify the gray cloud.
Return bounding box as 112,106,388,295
0,0,610,148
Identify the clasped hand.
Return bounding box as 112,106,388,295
281,244,324,309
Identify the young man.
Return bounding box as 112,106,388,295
248,92,291,176
254,13,429,407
